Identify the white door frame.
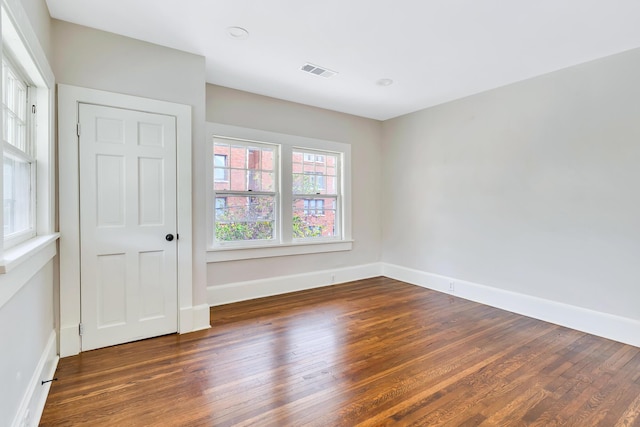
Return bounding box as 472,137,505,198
58,84,193,357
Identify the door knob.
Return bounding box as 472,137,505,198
165,234,174,241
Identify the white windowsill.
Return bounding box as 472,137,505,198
0,233,60,274
207,239,353,263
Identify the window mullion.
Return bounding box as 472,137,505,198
280,144,293,244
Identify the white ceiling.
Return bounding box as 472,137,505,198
45,0,640,120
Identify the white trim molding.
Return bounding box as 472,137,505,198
382,263,640,348
208,263,382,306
58,85,195,357
1,0,57,261
0,237,57,309
179,304,211,333
12,331,58,427
207,240,353,262
0,234,59,275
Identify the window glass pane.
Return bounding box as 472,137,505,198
230,165,247,191
248,169,260,191
2,59,28,152
213,143,230,190
325,175,337,194
3,154,31,236
214,154,228,182
260,172,275,192
215,197,227,216
261,148,274,171
293,197,336,238
215,195,275,242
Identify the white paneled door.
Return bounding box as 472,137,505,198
79,103,178,351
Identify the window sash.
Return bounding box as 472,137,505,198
2,56,31,155
2,52,35,247
293,196,338,239
292,149,339,197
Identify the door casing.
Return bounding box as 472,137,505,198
58,84,193,357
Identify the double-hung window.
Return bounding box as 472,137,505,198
292,149,339,238
0,1,55,274
2,54,35,247
208,123,352,261
213,138,278,244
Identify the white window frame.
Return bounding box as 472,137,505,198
292,147,340,240
212,137,279,247
206,122,352,262
0,0,57,277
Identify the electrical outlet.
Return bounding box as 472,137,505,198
449,282,455,292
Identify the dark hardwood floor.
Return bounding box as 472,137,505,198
40,277,640,426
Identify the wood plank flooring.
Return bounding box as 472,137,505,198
40,277,640,426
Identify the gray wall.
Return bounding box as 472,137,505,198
51,19,208,306
18,0,51,61
382,47,640,321
0,262,54,422
206,84,382,286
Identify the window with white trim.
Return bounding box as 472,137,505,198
0,2,55,273
208,123,351,261
292,149,339,239
213,138,278,244
2,52,35,247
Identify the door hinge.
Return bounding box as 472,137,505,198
79,323,84,336
176,234,179,240
76,123,81,137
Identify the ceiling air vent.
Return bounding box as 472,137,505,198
300,63,338,78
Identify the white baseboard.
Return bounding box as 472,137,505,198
382,263,640,348
208,263,383,306
13,330,58,427
179,304,211,333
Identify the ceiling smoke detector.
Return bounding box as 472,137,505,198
300,63,338,78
